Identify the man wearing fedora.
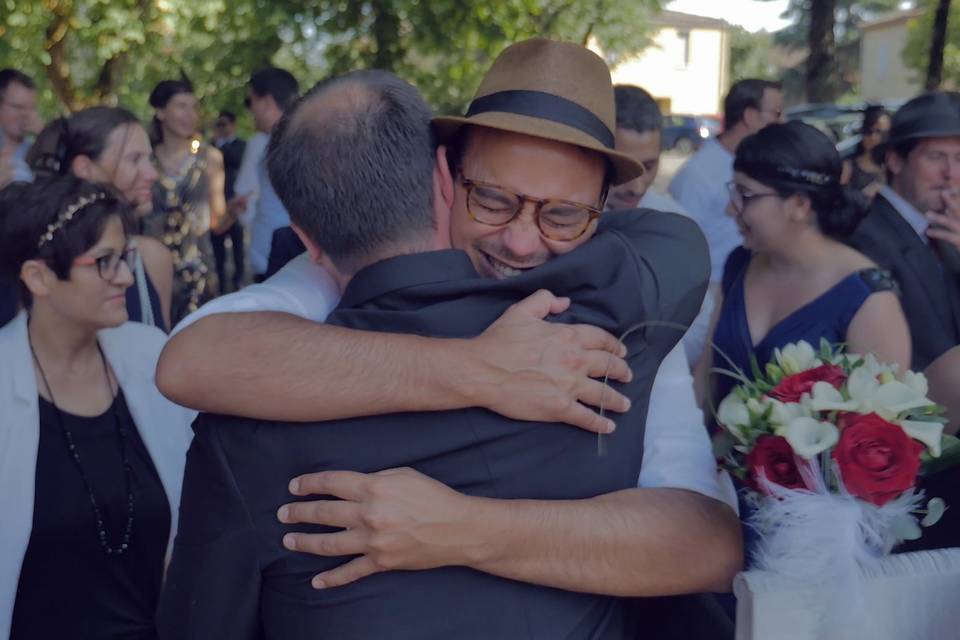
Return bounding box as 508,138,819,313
158,41,739,639
849,91,960,371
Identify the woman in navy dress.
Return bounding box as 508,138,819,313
698,120,911,416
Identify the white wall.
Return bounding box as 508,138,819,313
860,22,922,101
609,26,728,115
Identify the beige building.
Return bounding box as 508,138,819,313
860,8,923,102
602,10,730,116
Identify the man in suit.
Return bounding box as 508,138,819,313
849,92,960,371
210,110,247,292
158,46,736,639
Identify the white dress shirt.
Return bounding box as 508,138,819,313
233,132,269,228
175,257,736,508
878,185,930,243
639,188,688,216
668,137,739,283
639,189,717,366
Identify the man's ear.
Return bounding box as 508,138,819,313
290,224,325,264
436,145,454,210
20,259,53,300
885,149,904,179
432,145,454,247
742,107,761,132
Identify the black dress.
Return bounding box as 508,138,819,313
10,391,170,640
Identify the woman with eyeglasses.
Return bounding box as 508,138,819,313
848,105,890,197
145,79,227,324
0,175,195,639
695,120,911,410
25,106,173,332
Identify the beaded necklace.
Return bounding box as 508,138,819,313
27,333,136,557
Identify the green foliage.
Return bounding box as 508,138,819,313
765,0,902,49
729,26,779,83
904,0,960,89
0,0,662,128
754,0,902,102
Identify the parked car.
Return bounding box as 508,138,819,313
661,114,717,153
786,100,905,144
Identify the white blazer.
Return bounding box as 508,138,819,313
0,312,196,638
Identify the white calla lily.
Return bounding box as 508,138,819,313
780,417,839,459
809,381,858,412
900,419,944,457
774,341,820,375
717,393,750,444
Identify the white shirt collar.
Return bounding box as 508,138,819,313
879,185,929,243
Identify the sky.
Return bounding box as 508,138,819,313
665,0,792,33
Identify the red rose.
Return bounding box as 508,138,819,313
832,413,924,506
769,364,847,403
746,436,808,493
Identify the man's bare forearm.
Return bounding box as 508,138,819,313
464,488,742,596
157,293,632,431
157,312,484,421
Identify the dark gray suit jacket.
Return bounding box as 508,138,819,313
849,192,960,370
157,210,710,640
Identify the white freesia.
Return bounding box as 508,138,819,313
900,419,944,457
717,393,750,444
903,370,929,398
826,361,941,455
871,380,936,414
778,416,839,459
846,366,879,404
809,381,858,412
845,367,935,417
774,341,820,375
768,396,813,427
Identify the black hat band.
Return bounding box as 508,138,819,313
465,90,615,149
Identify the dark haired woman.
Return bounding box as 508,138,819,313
0,175,194,638
26,107,173,331
848,105,890,197
145,79,227,324
696,121,910,407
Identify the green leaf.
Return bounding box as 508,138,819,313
749,354,765,384
922,434,960,475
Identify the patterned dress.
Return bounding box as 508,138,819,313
144,143,213,324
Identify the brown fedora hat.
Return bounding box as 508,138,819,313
432,38,644,185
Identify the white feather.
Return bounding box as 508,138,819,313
746,458,925,636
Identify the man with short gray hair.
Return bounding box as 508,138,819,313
158,44,737,639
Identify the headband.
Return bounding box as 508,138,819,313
734,161,836,188
37,192,109,249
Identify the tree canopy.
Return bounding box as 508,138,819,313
0,0,662,129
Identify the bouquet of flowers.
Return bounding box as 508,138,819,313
714,339,958,584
